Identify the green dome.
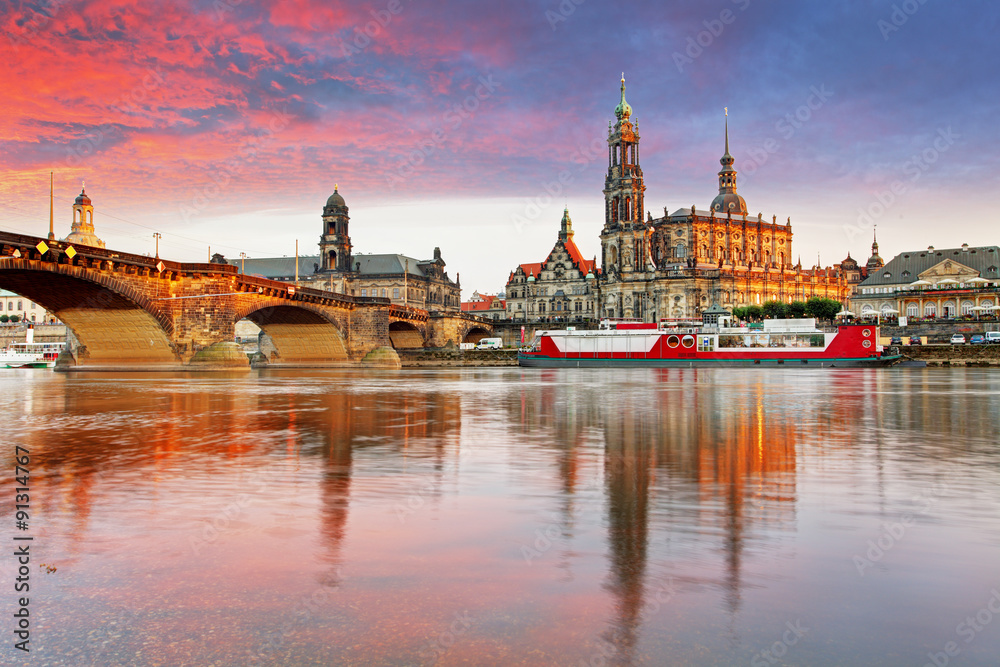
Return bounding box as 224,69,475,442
614,74,632,121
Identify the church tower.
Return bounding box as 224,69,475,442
602,74,645,232
865,228,884,273
710,110,748,215
320,185,352,272
600,74,648,282
63,182,106,248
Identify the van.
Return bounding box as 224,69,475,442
476,337,503,350
986,331,1000,344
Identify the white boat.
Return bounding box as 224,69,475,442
0,327,64,368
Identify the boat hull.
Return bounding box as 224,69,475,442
517,352,906,368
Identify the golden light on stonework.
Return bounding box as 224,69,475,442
36,241,49,254
12,249,21,258
65,246,77,259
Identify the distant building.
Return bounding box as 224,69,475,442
0,289,59,324
504,208,600,322
852,244,1000,319
228,187,461,312
461,291,506,320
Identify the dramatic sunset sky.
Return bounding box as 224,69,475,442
2,0,998,294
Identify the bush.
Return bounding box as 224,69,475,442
9,315,19,324
788,301,807,318
804,297,842,322
0,315,7,323
762,300,788,319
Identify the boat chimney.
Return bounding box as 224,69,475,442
26,325,34,345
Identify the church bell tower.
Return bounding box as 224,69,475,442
320,185,352,272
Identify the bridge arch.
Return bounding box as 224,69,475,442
388,320,425,349
462,326,491,344
237,302,349,364
0,260,176,364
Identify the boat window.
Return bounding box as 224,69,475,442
666,335,680,348
681,335,695,348
697,336,714,352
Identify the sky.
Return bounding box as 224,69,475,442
2,0,999,296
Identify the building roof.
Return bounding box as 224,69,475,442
561,239,598,275
858,246,1000,287
227,256,321,279
354,254,429,277
461,295,505,312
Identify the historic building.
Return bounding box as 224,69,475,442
851,244,1000,319
461,291,507,320
0,289,59,324
504,208,600,321
595,76,850,320
230,186,462,312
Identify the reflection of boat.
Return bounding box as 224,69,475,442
518,319,910,368
1,327,64,368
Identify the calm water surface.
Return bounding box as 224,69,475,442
2,368,1000,666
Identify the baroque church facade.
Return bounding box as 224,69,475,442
507,77,856,322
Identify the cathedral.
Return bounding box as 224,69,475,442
507,76,855,322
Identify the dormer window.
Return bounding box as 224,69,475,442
883,272,891,279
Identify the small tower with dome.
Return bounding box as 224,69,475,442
63,183,106,248
320,184,352,272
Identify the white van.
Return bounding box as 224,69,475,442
986,332,1000,344
476,337,503,350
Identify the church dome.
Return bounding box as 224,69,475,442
326,184,346,208
75,187,91,206
710,193,747,215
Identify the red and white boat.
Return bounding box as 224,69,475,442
518,318,908,368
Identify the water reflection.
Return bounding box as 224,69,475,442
1,368,999,665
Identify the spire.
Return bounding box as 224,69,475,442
614,73,632,122
710,108,747,215
724,107,730,158
48,172,54,241
558,207,574,242
871,225,879,255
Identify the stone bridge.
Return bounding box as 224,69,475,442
0,231,491,371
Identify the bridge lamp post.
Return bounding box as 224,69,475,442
153,232,161,259
240,252,247,274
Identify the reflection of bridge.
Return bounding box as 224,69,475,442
0,231,492,371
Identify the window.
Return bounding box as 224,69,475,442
393,288,400,298
31,303,36,310
6,301,11,310
381,289,387,297
906,304,918,317
360,289,367,297
17,301,22,311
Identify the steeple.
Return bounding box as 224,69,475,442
710,108,748,215
558,207,574,243
48,172,54,241
602,74,645,231
866,226,884,272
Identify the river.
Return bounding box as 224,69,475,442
2,368,999,665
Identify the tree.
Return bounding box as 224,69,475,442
805,297,841,322
9,315,20,323
746,305,764,321
730,306,746,322
0,315,8,323
788,301,807,318
762,300,788,319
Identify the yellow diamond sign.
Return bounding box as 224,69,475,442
65,246,77,259
156,260,165,273
36,241,49,254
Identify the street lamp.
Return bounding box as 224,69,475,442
153,232,161,259
240,252,247,274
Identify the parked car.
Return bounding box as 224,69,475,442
987,332,1000,344
889,336,903,345
970,334,986,345
909,336,921,345
950,334,966,345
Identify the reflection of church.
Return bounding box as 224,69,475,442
507,77,859,321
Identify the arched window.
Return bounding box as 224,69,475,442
675,243,687,259
924,303,937,317
906,303,918,318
